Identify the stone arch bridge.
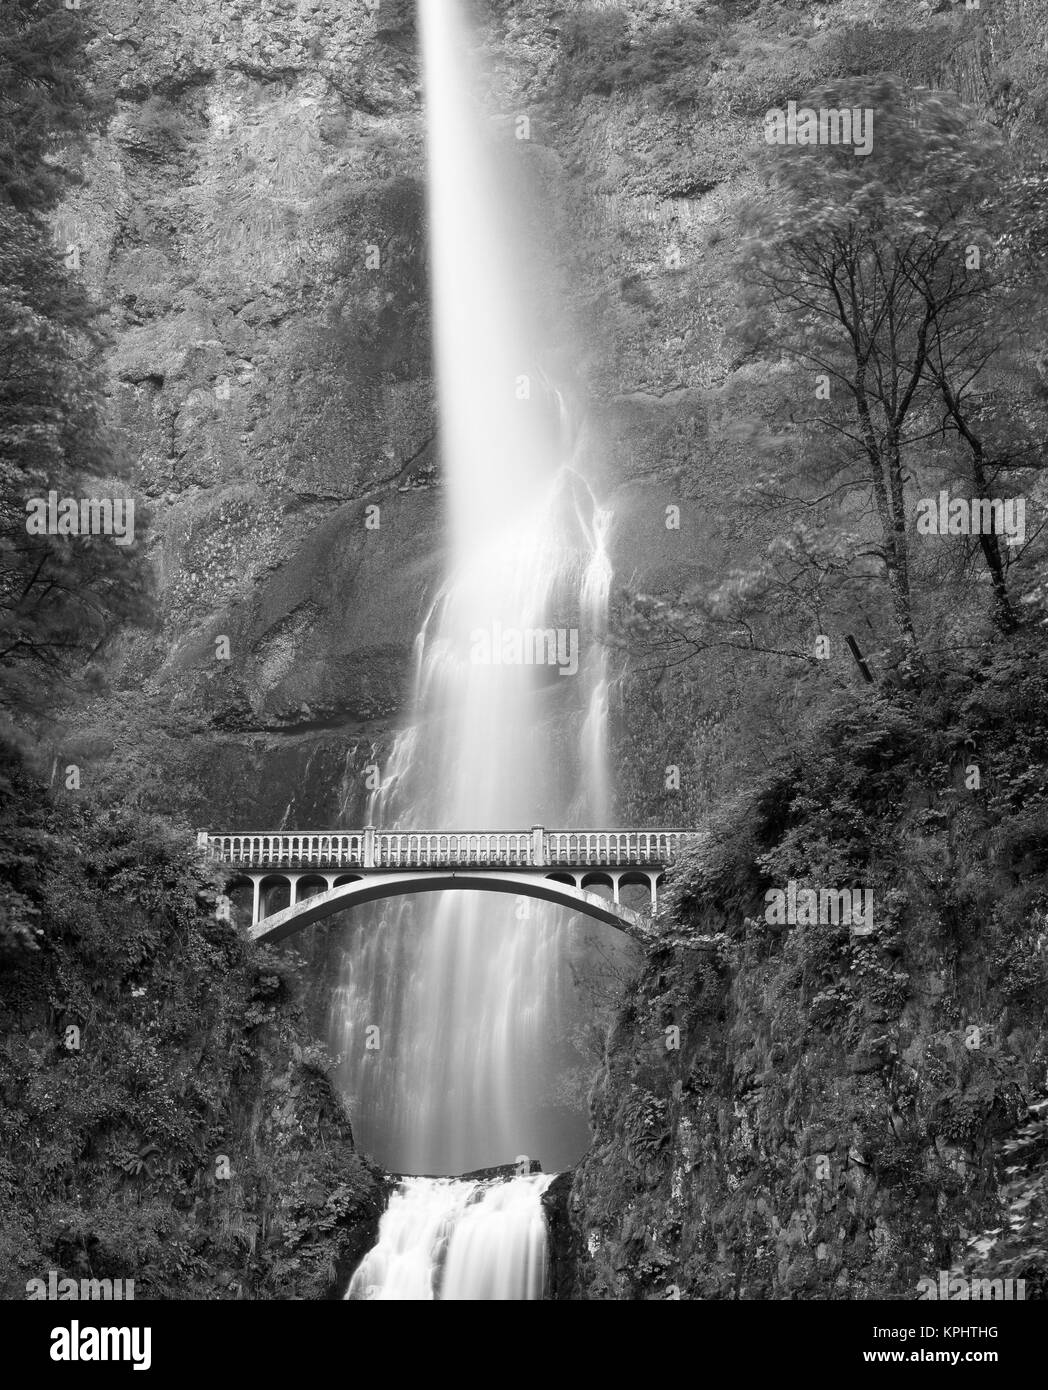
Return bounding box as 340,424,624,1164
199,826,694,943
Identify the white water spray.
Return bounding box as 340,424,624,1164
346,1174,553,1301
338,0,620,1297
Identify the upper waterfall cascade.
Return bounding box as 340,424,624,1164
339,0,621,1298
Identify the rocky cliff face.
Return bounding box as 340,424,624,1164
60,0,436,823
557,653,1048,1299
50,0,750,825
64,0,1042,828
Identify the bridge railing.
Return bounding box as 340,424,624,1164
201,833,366,869
199,828,691,871
545,831,684,866
375,831,534,868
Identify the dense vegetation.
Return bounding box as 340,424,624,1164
0,0,382,1299
549,5,1048,1298
0,742,383,1298
569,635,1048,1297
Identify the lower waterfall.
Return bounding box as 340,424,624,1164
346,1174,553,1301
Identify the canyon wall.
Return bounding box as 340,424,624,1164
65,0,1039,828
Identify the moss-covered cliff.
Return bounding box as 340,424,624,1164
0,740,384,1299
560,638,1048,1298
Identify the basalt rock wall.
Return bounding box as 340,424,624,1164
63,0,1041,826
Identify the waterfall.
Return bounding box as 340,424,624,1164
346,1174,553,1301
337,0,618,1297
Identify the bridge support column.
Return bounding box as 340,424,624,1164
324,875,337,892
250,876,262,926
610,872,621,905
289,875,299,908
650,873,658,912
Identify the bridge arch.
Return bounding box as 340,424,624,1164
247,871,651,944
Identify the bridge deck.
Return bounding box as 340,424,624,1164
199,827,692,872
